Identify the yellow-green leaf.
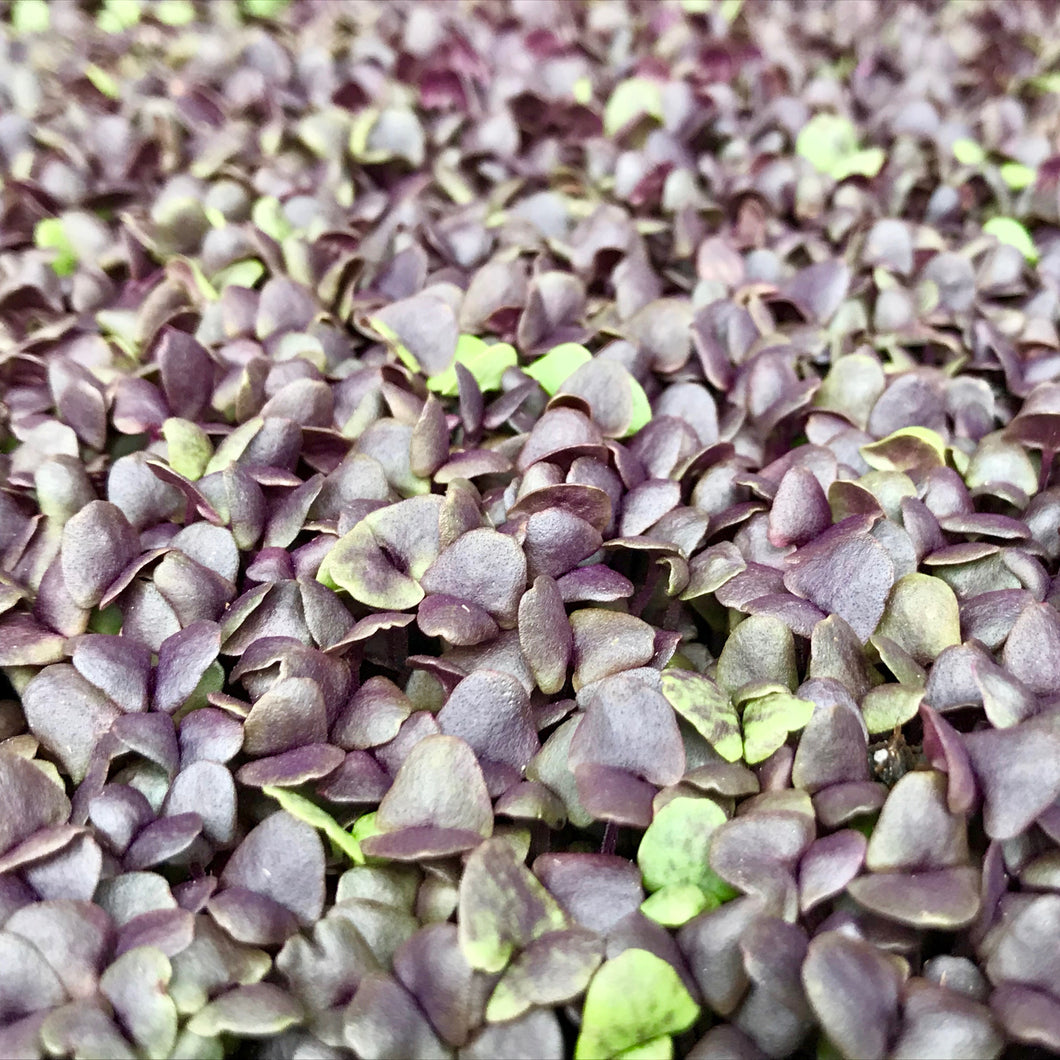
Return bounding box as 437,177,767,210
12,0,50,33
952,138,986,166
34,218,77,277
262,786,364,864
524,343,593,395
983,216,1038,262
604,78,664,137
575,950,700,1060
427,336,518,397
999,162,1036,191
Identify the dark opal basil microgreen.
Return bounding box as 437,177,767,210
1,2,1058,1056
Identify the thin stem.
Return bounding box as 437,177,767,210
601,820,618,856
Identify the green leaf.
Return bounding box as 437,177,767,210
154,0,195,24
627,376,652,436
617,1037,674,1060
105,0,141,26
366,315,419,374
242,0,289,17
796,113,858,177
831,146,886,181
1029,73,1060,94
860,684,924,735
203,417,262,476
983,216,1038,262
34,218,78,277
262,786,364,865
640,883,713,927
317,519,425,611
741,691,815,765
524,343,594,395
427,335,518,397
875,572,960,664
716,614,798,696
350,811,384,846
573,76,593,105
484,929,603,1023
251,196,294,244
660,670,742,762
178,257,218,301
999,162,1036,190
720,0,745,23
162,418,213,480
952,138,986,166
604,78,664,137
574,949,700,1060
637,796,728,893
12,0,50,32
88,605,123,635
176,661,225,718
213,259,265,291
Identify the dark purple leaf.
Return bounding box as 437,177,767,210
569,609,656,689
0,932,69,1022
798,830,867,913
569,672,685,787
342,973,449,1059
236,744,345,788
847,867,981,929
784,518,895,642
963,713,1060,839
393,923,482,1047
437,670,539,796
417,593,499,646
22,665,121,783
801,931,906,1060
365,735,492,859
420,527,526,626
61,501,140,609
157,327,213,420
865,770,969,872
153,620,221,715
207,887,300,947
221,810,326,926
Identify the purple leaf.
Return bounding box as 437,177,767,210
72,635,151,714
221,810,326,926
570,609,656,689
801,931,906,1060
372,293,458,376
236,744,345,788
393,923,482,1047
963,714,1060,839
365,735,492,859
437,670,539,796
342,973,450,1060
847,867,981,929
207,887,300,947
420,527,526,625
569,672,685,787
784,518,895,642
244,676,329,757
865,771,969,872
22,665,121,783
153,620,221,715
798,830,867,914
418,593,499,646
1001,598,1060,694
60,501,140,609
